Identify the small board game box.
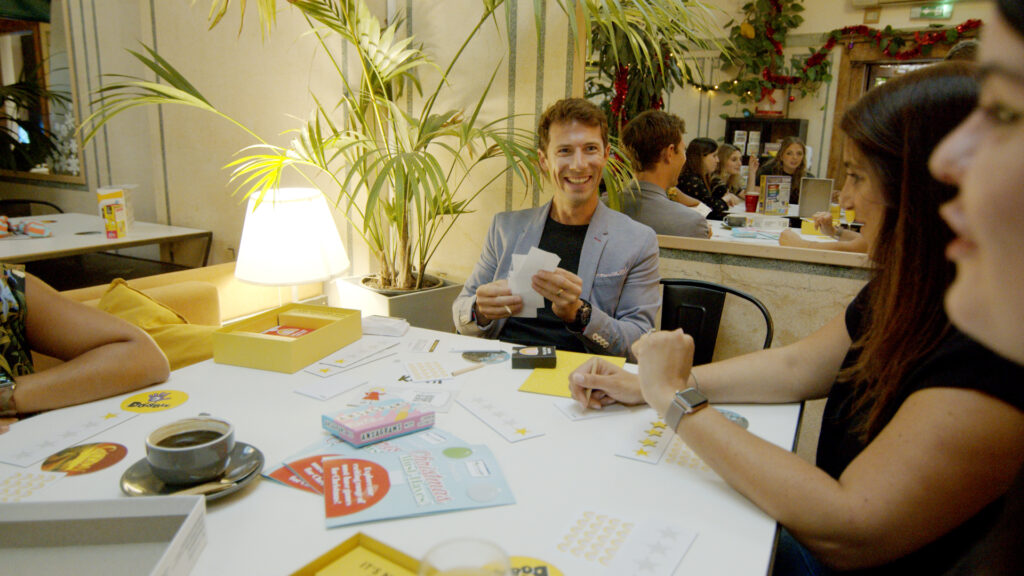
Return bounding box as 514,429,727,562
511,345,557,369
322,398,435,448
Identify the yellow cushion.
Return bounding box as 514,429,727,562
98,279,218,370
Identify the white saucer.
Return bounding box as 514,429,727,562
120,441,264,500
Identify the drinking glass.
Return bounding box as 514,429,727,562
418,538,511,576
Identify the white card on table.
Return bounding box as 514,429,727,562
350,384,457,413
552,397,630,421
0,409,137,467
294,376,369,401
318,337,400,369
614,411,673,464
457,395,544,443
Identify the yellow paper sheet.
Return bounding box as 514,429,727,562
800,220,824,236
518,350,626,398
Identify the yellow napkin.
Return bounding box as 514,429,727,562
518,350,626,398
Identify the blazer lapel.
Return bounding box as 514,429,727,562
578,202,610,301
512,202,552,256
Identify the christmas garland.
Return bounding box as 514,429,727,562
705,0,982,102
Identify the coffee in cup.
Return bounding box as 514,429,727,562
145,415,234,485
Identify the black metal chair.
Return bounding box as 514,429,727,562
660,278,774,366
0,199,64,217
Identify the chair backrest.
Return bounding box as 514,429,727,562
660,278,774,365
0,199,64,217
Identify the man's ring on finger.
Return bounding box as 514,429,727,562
557,288,565,297
504,305,513,316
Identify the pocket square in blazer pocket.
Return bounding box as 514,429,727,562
594,267,628,279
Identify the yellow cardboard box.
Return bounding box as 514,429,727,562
96,185,136,238
291,532,418,576
212,304,361,373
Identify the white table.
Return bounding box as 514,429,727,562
0,327,801,575
0,213,212,266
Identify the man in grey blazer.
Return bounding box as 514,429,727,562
615,110,710,239
452,99,660,360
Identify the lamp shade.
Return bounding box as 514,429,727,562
235,187,349,286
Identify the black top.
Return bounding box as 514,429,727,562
677,171,729,220
499,215,588,352
815,283,1024,575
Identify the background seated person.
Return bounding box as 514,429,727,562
1,265,170,433
569,63,1024,574
453,98,660,361
612,110,710,239
757,136,814,204
779,211,868,253
712,143,758,208
675,137,730,220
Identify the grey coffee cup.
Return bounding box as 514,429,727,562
145,415,235,485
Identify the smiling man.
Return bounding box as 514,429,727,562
452,98,660,360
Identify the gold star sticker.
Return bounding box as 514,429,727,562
515,428,529,435
634,449,649,456
646,428,663,437
640,438,658,447
651,421,666,428
103,413,118,419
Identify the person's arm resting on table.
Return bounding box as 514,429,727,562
12,275,170,416
598,322,1024,571
780,212,868,253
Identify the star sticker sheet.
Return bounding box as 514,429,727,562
0,470,64,502
551,510,697,575
0,408,137,467
614,411,673,464
457,395,544,443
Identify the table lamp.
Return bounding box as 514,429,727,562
235,187,349,302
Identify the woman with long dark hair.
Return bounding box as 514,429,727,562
676,137,729,220
570,62,1024,574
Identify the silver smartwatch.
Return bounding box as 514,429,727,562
664,387,708,431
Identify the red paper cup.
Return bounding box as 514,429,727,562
744,193,758,213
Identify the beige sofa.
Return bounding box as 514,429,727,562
59,262,323,325
32,262,323,371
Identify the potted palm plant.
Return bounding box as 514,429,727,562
82,0,538,300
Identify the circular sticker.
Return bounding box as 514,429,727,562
462,351,511,364
323,459,390,517
443,446,474,459
509,556,564,576
41,443,127,476
121,390,188,413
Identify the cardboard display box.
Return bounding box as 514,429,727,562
213,304,362,373
0,496,205,576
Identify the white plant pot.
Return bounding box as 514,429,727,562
327,275,464,333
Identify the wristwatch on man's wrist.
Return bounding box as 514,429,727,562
0,371,17,418
567,299,592,332
663,387,708,431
